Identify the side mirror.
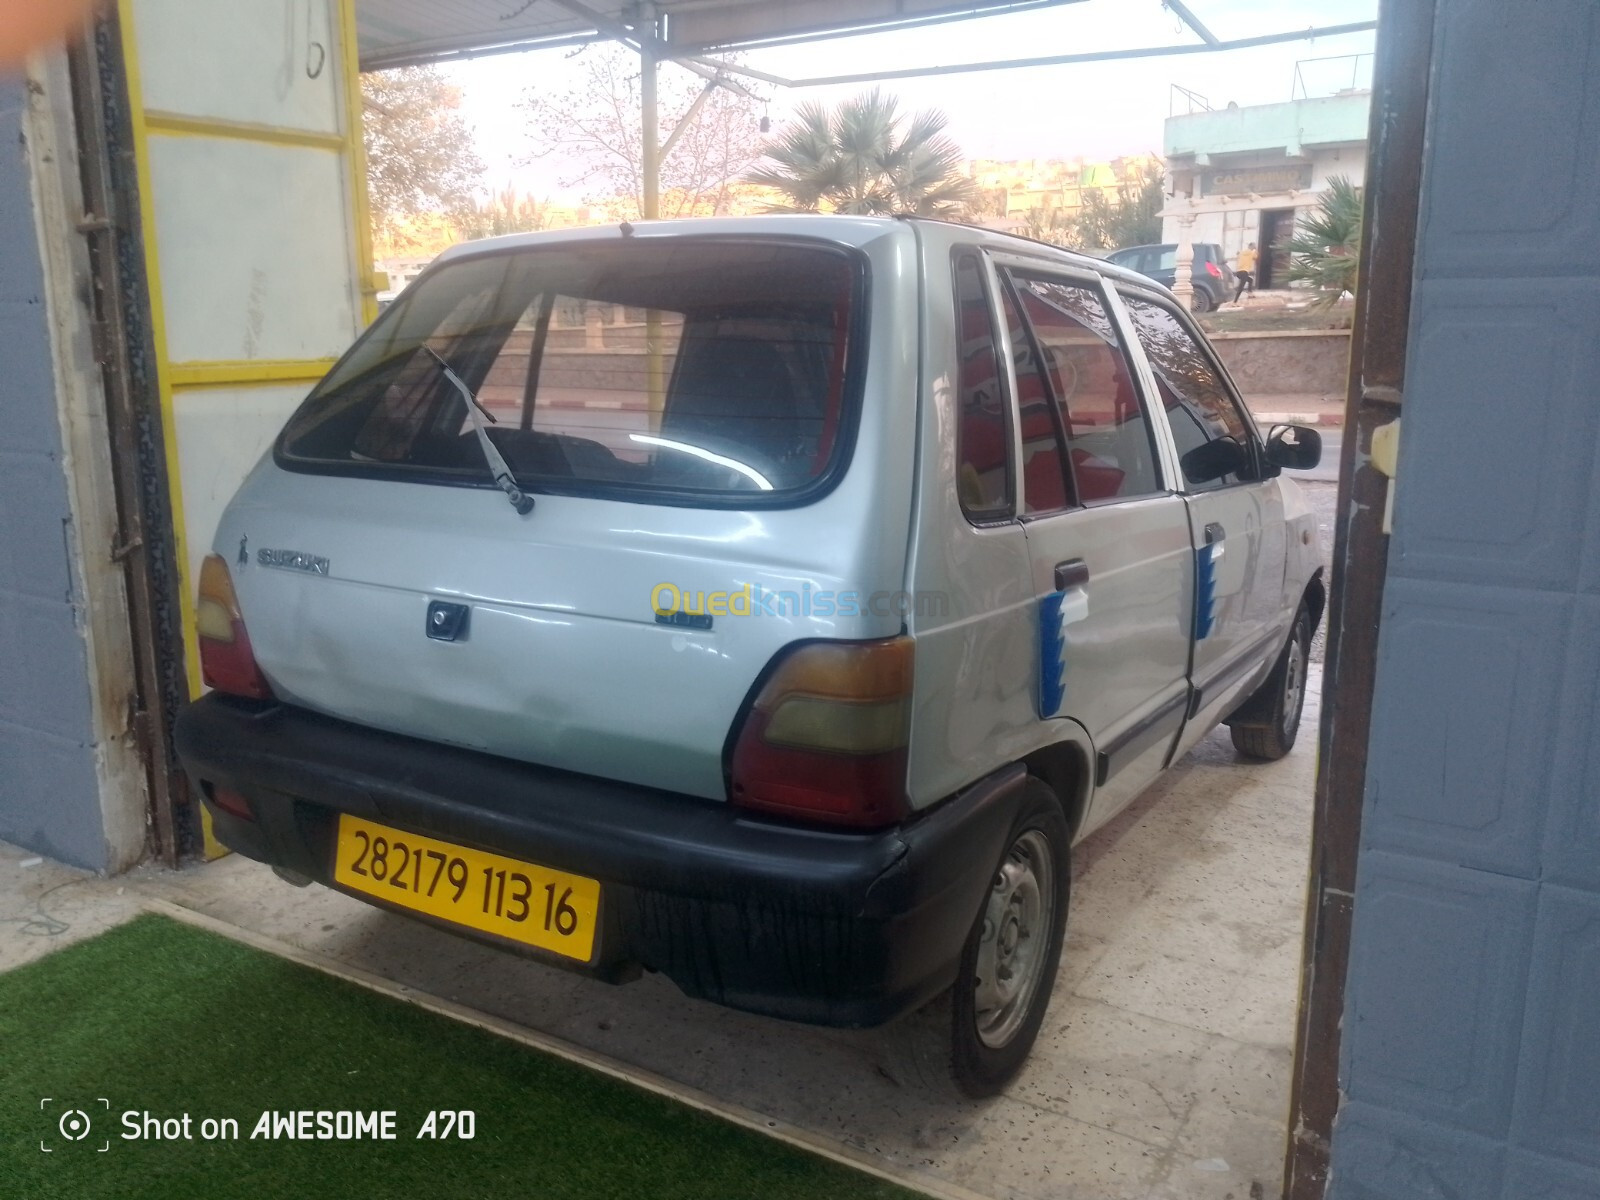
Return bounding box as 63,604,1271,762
1264,423,1322,471
1180,435,1247,485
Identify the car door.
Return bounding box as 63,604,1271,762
989,258,1196,832
1115,288,1288,752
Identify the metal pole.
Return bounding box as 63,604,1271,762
636,8,664,425
639,25,659,220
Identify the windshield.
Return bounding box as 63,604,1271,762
278,239,864,504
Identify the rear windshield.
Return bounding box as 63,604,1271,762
278,239,864,504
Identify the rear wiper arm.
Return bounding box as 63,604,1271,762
421,345,534,515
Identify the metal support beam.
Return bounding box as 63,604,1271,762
659,78,716,161
690,20,1377,89
640,29,660,219
1163,0,1221,47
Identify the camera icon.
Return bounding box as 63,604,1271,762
40,1098,110,1153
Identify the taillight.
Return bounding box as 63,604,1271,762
1205,260,1223,278
729,637,913,829
207,784,255,821
196,555,273,700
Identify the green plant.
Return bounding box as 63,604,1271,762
1286,174,1363,306
747,88,978,217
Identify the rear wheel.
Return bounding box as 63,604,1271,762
1190,286,1215,313
1229,607,1311,760
949,781,1070,1097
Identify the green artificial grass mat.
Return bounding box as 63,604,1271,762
1,913,920,1200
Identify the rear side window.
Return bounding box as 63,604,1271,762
952,252,1012,520
1013,276,1162,502
279,241,862,503
999,284,1071,516
1120,292,1253,491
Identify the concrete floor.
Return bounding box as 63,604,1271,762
0,667,1318,1200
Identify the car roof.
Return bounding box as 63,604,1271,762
432,214,1157,292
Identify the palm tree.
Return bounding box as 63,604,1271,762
1286,175,1363,306
746,89,978,217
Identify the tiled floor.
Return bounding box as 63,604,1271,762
0,668,1319,1200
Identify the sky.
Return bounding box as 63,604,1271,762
442,0,1378,203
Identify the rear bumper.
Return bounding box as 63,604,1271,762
174,694,1028,1027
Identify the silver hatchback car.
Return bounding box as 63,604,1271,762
177,216,1322,1095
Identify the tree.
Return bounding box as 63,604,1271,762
1286,175,1363,305
1066,158,1165,251
521,45,766,220
456,187,552,241
747,89,978,217
1021,204,1072,247
361,67,485,246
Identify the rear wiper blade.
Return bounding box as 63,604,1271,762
421,345,534,515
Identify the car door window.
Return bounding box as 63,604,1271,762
952,252,1014,520
1011,274,1162,503
998,284,1072,516
1120,292,1254,492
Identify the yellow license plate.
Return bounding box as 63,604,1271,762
333,815,600,962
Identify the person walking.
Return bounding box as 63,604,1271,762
1233,242,1258,303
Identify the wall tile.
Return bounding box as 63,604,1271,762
0,584,92,745
1328,1102,1504,1200
1503,1152,1600,1200
1391,280,1600,592
1544,596,1600,891
0,451,73,603
0,720,104,870
1420,0,1600,278
1342,852,1536,1137
1365,578,1566,877
0,308,62,456
1511,886,1600,1171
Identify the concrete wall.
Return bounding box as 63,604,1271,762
0,75,107,870
1165,93,1372,159
1209,331,1350,397
1327,2,1600,1196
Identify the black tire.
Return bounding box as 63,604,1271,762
948,780,1071,1097
1191,286,1215,313
1228,606,1312,761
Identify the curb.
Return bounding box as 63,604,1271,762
1251,410,1345,427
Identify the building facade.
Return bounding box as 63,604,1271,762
1162,92,1369,288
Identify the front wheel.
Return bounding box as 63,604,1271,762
1229,606,1311,760
949,782,1070,1097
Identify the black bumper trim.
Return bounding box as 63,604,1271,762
175,694,1030,1027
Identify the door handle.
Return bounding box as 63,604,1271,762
1204,522,1225,545
1054,558,1090,591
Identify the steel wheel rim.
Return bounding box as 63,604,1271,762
1281,630,1307,737
973,829,1056,1049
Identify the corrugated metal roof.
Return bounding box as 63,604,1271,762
357,0,1084,69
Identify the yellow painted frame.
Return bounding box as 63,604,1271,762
169,359,337,389
144,110,346,152
116,0,376,858
337,0,380,327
